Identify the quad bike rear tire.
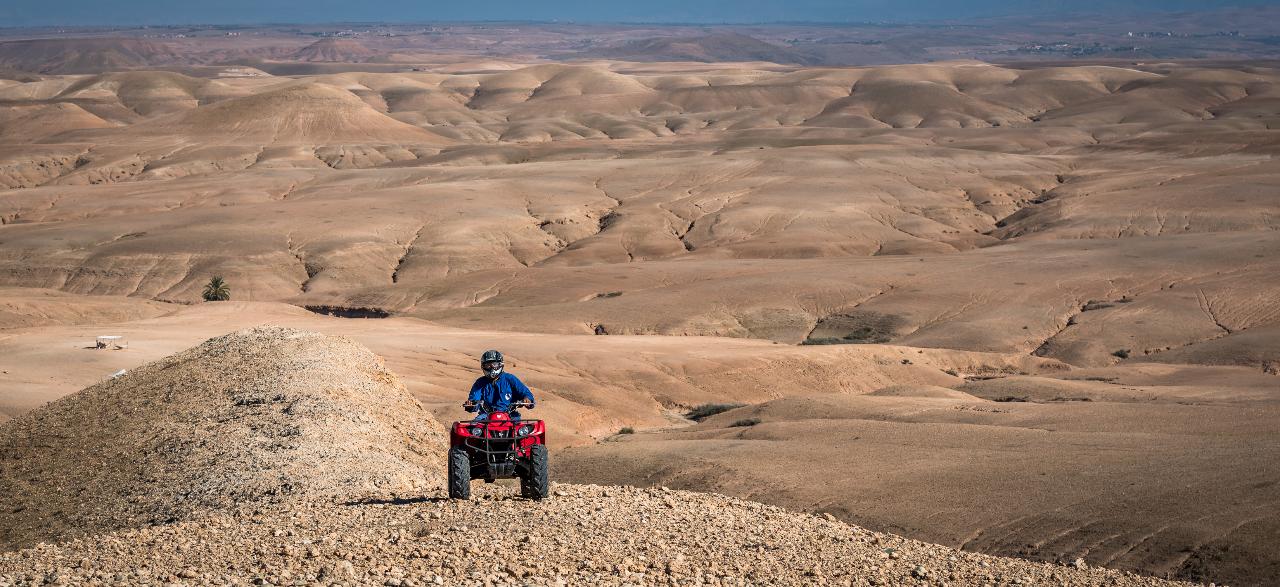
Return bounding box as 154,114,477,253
521,444,550,499
448,447,471,500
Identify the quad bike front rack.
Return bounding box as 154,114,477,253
455,418,543,479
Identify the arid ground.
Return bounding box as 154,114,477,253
1,17,1278,586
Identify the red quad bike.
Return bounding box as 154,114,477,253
448,400,549,500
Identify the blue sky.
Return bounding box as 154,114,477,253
0,0,1275,26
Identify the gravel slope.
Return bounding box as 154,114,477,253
0,484,1195,587
0,327,446,551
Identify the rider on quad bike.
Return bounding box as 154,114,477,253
464,350,535,420
449,350,549,500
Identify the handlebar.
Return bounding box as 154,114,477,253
463,400,535,410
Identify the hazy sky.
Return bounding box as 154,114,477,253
0,0,1275,26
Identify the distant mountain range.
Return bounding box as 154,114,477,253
580,32,820,65
0,38,178,74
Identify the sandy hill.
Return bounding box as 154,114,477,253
0,38,177,74
0,66,41,82
293,38,377,63
0,326,445,551
585,32,819,65
0,102,114,142
0,287,170,330
125,81,452,145
50,71,244,117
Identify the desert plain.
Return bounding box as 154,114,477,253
0,17,1278,586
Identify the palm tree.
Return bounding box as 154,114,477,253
202,275,230,302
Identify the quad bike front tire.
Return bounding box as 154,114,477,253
521,444,550,500
448,447,471,500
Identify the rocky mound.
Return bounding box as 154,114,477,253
0,484,1191,586
0,327,446,551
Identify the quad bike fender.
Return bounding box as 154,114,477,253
449,417,546,453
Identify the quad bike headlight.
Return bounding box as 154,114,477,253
517,424,533,437
469,426,484,437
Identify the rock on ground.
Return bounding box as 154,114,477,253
0,484,1197,587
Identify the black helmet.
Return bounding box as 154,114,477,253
480,350,504,379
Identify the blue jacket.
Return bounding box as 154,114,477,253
467,372,534,414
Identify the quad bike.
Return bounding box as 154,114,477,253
448,400,549,500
